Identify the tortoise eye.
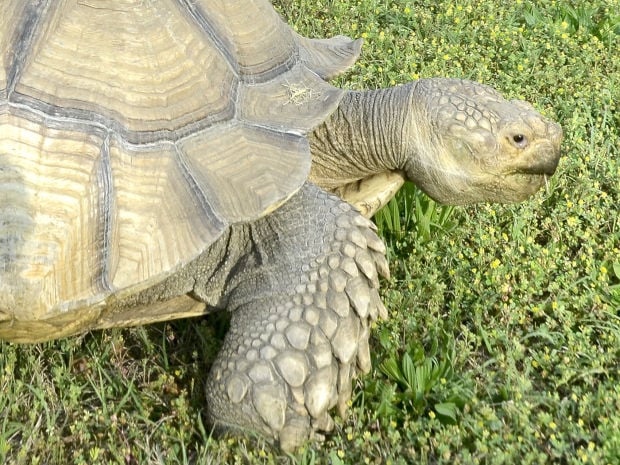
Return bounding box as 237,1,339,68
509,133,529,149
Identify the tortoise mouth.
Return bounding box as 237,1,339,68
515,162,558,177
511,138,561,178
504,171,552,201
512,148,560,177
502,166,554,202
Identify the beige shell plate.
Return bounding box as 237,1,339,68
0,0,362,324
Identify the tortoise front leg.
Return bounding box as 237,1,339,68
330,171,406,218
204,183,388,450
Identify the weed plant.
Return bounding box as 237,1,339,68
1,1,619,464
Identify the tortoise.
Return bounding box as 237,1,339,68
0,0,562,450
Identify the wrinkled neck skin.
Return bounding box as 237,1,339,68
308,83,447,210
308,84,413,190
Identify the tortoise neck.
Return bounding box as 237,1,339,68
308,84,412,190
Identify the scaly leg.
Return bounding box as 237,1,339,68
205,183,389,450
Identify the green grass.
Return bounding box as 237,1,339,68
2,0,619,464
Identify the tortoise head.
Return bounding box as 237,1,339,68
403,78,563,205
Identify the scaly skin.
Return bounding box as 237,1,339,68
203,183,388,450
309,78,562,214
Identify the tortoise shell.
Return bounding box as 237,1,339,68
0,0,361,328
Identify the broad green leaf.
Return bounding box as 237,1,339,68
434,402,458,423
401,352,417,391
380,357,406,386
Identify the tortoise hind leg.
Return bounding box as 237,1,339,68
204,183,388,451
